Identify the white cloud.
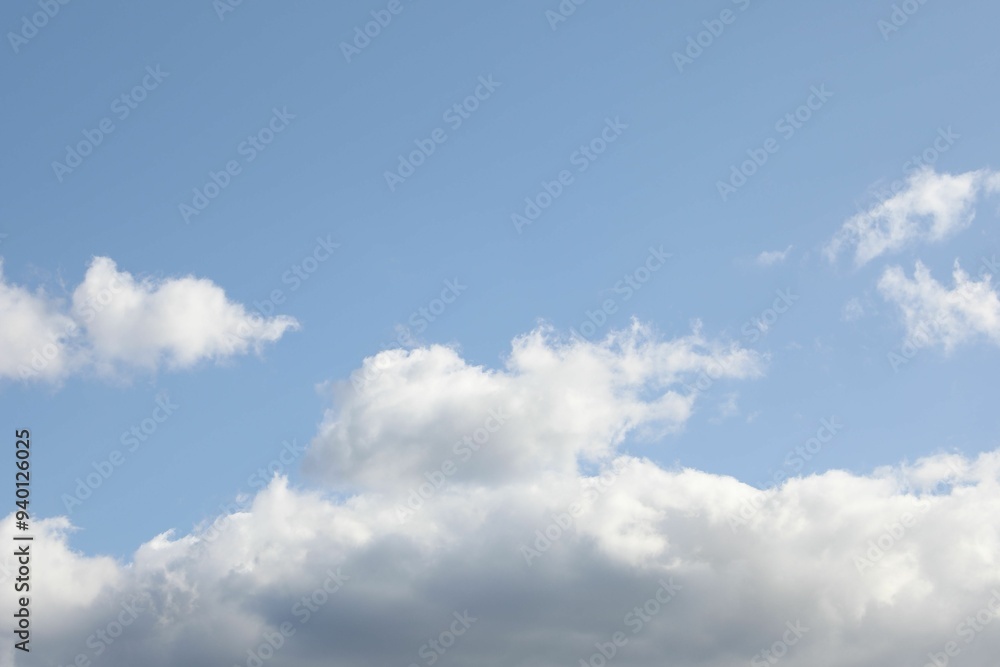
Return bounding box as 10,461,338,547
6,452,1000,667
305,321,766,490
0,257,297,382
712,392,740,422
5,328,1000,667
0,260,80,380
878,260,1000,351
755,245,793,267
826,167,1000,266
842,297,865,322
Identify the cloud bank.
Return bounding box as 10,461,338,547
4,326,1000,667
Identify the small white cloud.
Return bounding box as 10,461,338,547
826,167,1000,266
73,257,298,374
842,297,865,322
755,245,793,267
0,256,298,382
710,392,740,423
878,260,1000,352
719,392,740,417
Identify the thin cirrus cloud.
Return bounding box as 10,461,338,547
825,167,1000,266
3,326,1000,667
0,256,297,382
878,260,1000,352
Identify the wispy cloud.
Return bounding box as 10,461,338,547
879,259,1000,352
826,167,1000,266
755,245,793,267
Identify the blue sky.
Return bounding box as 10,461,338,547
3,3,1000,666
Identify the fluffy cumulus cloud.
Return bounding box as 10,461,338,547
0,257,297,382
306,322,765,490
878,260,1000,351
5,453,1000,667
5,326,1000,667
825,167,1000,266
0,261,79,380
